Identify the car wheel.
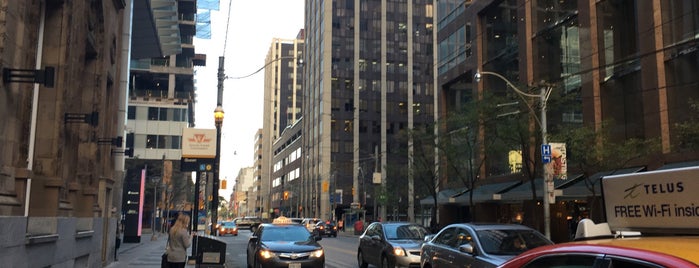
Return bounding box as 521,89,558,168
381,256,391,268
357,250,368,268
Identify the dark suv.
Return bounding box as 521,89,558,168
235,216,263,231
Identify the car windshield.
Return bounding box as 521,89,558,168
384,224,429,240
222,222,236,227
260,226,312,242
476,229,552,255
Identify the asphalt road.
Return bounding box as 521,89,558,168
217,229,360,268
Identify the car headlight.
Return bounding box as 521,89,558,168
259,249,275,259
310,249,324,258
393,247,406,256
233,227,237,231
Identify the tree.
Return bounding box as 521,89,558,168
391,91,521,227
675,98,699,151
551,120,660,221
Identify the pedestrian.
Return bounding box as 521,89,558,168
338,219,344,232
166,213,193,268
354,217,364,235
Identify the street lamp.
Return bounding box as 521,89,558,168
211,105,224,235
474,70,553,239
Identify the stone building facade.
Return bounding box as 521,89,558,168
0,0,129,266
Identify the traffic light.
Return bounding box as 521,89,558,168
221,179,227,189
352,187,355,195
283,191,289,200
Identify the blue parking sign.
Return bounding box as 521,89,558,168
541,144,551,163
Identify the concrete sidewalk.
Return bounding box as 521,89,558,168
106,231,196,268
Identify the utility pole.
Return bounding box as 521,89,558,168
211,56,225,235
474,70,553,239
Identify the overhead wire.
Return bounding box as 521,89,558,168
223,0,233,56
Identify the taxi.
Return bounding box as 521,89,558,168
499,166,699,268
218,221,238,236
246,216,325,268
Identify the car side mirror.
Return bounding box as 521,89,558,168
371,235,382,241
458,243,474,254
249,236,259,243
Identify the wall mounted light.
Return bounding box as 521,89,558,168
98,136,123,147
3,66,55,88
64,112,99,127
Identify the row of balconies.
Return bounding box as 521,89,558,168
129,88,192,99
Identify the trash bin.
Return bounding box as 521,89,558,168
195,235,226,267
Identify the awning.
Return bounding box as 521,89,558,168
452,181,523,205
419,180,522,206
419,188,462,206
557,166,646,200
496,175,577,202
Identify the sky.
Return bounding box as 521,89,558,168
193,0,304,200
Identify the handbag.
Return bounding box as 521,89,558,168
161,234,171,268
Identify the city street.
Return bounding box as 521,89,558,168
222,229,359,268
109,228,362,268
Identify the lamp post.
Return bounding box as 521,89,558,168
474,70,553,239
211,105,224,235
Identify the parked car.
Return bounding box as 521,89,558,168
218,221,238,236
246,216,325,268
498,219,699,267
420,223,553,268
357,222,430,268
301,218,323,232
235,216,263,231
314,221,338,237
290,218,304,224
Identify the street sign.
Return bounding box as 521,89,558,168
541,144,551,163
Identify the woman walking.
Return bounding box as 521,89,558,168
166,213,193,268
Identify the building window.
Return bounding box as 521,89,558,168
126,133,134,148
128,106,136,119
171,136,181,149
159,108,168,121
148,107,159,120
158,135,167,149
146,135,158,148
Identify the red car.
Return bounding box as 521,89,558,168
498,236,699,267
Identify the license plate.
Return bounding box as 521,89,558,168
288,263,301,268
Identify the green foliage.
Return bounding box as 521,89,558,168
551,120,661,195
674,99,699,151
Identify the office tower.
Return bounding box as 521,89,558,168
302,0,436,221
261,33,305,218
